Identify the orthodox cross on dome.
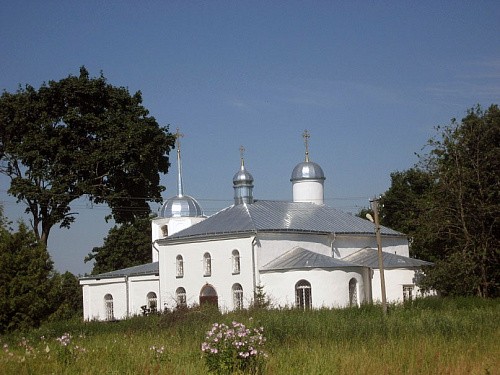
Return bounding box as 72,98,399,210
302,129,310,162
175,127,185,197
175,127,184,150
239,145,246,167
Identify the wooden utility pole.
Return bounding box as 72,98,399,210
371,197,387,315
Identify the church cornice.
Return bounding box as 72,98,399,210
157,231,256,245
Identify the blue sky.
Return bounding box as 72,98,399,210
1,1,498,275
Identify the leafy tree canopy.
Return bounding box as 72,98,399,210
0,67,175,245
85,217,152,275
418,105,499,297
372,105,499,297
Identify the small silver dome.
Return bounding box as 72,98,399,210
159,194,204,218
233,156,254,205
290,161,326,181
233,165,254,185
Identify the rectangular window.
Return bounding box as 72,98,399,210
176,256,184,278
105,301,114,321
204,253,212,276
403,285,414,302
232,254,240,274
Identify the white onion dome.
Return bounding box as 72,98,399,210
290,161,326,182
159,195,204,218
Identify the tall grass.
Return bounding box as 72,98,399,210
1,297,498,374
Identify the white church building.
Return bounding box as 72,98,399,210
80,131,432,321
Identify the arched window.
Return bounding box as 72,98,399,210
232,283,244,309
176,255,184,277
232,250,240,274
295,280,312,310
176,287,187,307
161,225,168,237
104,294,114,321
349,278,358,307
203,252,212,276
147,292,157,312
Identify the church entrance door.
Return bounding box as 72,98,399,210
199,284,218,307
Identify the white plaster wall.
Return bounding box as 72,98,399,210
159,236,256,312
152,217,206,261
256,233,409,268
332,235,410,258
371,268,423,303
81,276,159,321
80,278,127,321
292,180,324,204
260,268,368,309
127,276,160,316
257,233,332,268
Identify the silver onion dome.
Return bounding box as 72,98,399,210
233,164,254,184
159,194,204,218
290,161,326,181
233,147,254,205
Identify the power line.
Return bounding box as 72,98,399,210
0,189,372,203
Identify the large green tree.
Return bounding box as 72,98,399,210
0,67,175,245
374,105,499,297
379,168,435,261
85,217,152,275
418,105,499,297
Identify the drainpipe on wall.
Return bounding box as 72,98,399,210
329,232,337,257
152,241,160,253
152,240,162,312
125,275,129,318
152,240,160,261
251,236,258,298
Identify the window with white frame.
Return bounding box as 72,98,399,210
349,278,358,307
176,287,187,307
147,292,157,312
232,249,240,274
295,280,312,309
176,255,184,277
203,252,212,276
232,283,244,309
403,285,414,302
161,225,168,237
104,294,114,321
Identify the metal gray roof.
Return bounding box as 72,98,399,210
343,248,433,269
163,200,404,241
261,246,362,271
80,262,159,280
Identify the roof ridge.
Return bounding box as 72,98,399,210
242,203,258,232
